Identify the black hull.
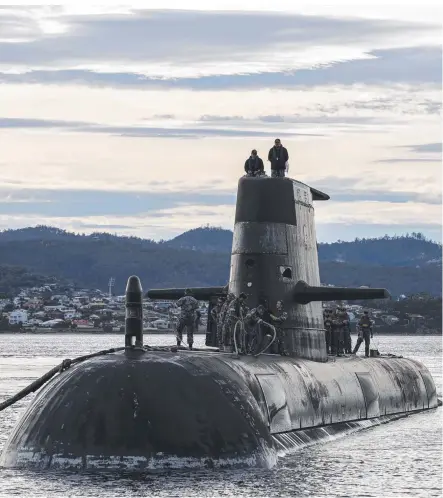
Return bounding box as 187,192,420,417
0,349,438,470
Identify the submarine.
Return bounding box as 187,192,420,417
0,175,439,471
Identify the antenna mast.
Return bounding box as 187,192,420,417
108,277,115,299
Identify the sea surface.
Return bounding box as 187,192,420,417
0,334,441,498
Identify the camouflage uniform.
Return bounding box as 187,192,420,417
176,295,199,348
222,296,248,351
323,309,333,354
219,293,235,348
210,298,225,347
341,310,352,354
330,309,343,355
353,314,372,357
270,303,288,355
245,306,269,355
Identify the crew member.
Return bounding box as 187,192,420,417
175,289,199,350
210,296,225,347
353,311,373,357
323,308,333,354
341,306,352,354
268,138,289,178
245,304,273,355
244,149,265,177
223,293,248,352
270,300,288,355
219,293,236,350
331,306,345,356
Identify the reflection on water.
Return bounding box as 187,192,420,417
0,334,441,497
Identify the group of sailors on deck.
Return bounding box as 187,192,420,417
175,288,374,357
175,289,287,355
323,307,373,357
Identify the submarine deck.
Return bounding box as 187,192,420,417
1,345,438,471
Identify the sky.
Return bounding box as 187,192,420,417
0,2,441,242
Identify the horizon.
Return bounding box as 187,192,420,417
0,3,441,243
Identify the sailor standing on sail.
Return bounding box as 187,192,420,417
268,138,289,178
175,289,199,350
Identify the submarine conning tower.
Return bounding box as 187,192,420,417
147,175,390,361
231,176,327,361
229,175,388,362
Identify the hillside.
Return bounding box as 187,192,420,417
0,265,61,296
167,227,442,266
0,226,441,296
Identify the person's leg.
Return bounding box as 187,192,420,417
176,318,185,346
353,337,363,354
187,321,194,349
364,331,371,357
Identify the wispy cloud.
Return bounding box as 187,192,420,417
402,142,442,154
375,141,443,163
0,47,440,90
0,9,440,81
0,116,323,138
375,158,440,163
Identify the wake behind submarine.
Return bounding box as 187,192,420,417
0,175,439,471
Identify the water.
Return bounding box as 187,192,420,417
0,334,441,497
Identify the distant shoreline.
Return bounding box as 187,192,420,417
0,329,440,336
0,328,206,335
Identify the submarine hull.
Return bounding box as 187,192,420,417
1,350,438,470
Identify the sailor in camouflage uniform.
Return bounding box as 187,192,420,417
245,304,270,355
222,293,248,352
219,293,235,349
175,289,199,350
270,300,288,355
341,306,352,354
323,308,333,354
210,296,225,347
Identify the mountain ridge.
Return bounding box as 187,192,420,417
0,225,441,296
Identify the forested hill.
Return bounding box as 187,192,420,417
166,227,441,267
0,226,441,296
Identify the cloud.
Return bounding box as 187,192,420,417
0,8,440,82
307,175,441,205
0,116,323,138
0,175,440,231
375,158,441,163
0,47,440,90
375,141,443,163
403,142,442,154
0,187,236,217
0,117,89,129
